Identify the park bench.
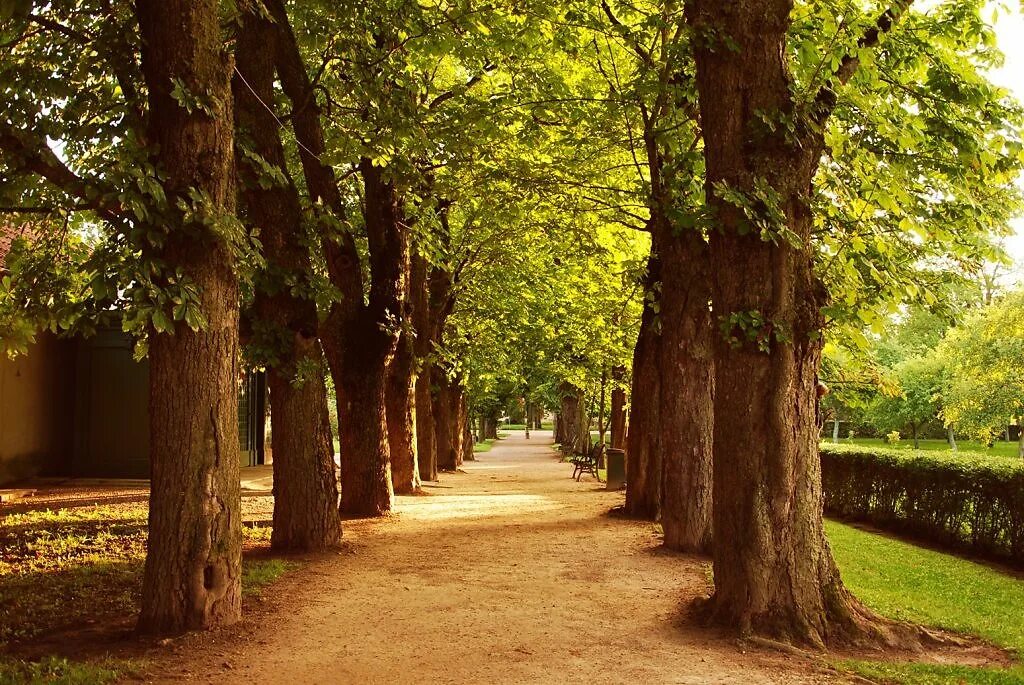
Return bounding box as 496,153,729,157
571,442,603,482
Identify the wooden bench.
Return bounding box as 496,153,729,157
571,442,603,482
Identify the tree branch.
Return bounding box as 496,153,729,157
428,63,497,110
809,0,915,127
0,122,124,222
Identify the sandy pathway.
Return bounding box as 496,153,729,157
150,432,838,684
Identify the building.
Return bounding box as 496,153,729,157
0,225,265,486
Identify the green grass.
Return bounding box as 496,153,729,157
473,439,496,453
825,437,1021,460
828,520,1024,683
242,559,296,596
0,657,126,685
1,503,290,648
840,661,1024,685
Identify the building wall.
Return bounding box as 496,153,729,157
0,329,264,485
0,333,75,485
72,331,150,478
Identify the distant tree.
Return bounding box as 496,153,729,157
866,354,945,448
941,290,1024,456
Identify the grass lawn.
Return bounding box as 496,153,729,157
0,497,294,678
828,520,1024,683
0,656,126,685
473,438,497,453
825,437,1021,460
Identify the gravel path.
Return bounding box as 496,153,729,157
145,431,838,684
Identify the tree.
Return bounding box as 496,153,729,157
134,0,243,633
941,290,1024,456
233,6,341,551
687,0,1022,644
1,0,248,633
865,355,945,448
687,0,911,645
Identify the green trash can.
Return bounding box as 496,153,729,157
605,448,626,491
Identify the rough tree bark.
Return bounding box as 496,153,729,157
233,13,341,552
624,245,662,520
454,383,468,467
135,0,242,633
655,220,714,553
462,407,475,462
415,375,438,480
485,415,499,440
558,382,584,455
434,370,458,471
688,0,915,646
329,160,406,517
387,326,421,494
411,253,438,481
609,365,627,450
271,6,406,517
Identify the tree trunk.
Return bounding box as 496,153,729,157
524,398,531,439
912,424,919,450
656,224,714,554
1018,420,1023,459
559,382,582,454
233,11,341,553
135,0,242,633
597,370,607,447
462,402,475,462
435,371,458,471
554,413,563,443
947,427,957,451
575,390,590,454
387,330,420,494
689,0,888,646
270,5,406,519
415,373,437,480
326,161,408,518
328,337,394,518
610,366,627,450
267,358,341,550
454,384,467,467
624,247,662,520
832,416,841,443
409,252,440,482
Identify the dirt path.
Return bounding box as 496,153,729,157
149,433,838,684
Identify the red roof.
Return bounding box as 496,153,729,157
0,222,31,270
0,224,15,269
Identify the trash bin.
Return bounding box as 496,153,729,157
605,448,626,491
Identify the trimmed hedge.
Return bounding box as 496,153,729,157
821,444,1024,565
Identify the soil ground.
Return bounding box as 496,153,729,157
136,431,839,684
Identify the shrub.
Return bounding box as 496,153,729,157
885,430,901,445
820,444,1024,565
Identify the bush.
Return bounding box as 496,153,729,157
821,444,1024,565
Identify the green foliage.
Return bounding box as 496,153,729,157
941,291,1024,443
865,354,947,442
821,444,1024,563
